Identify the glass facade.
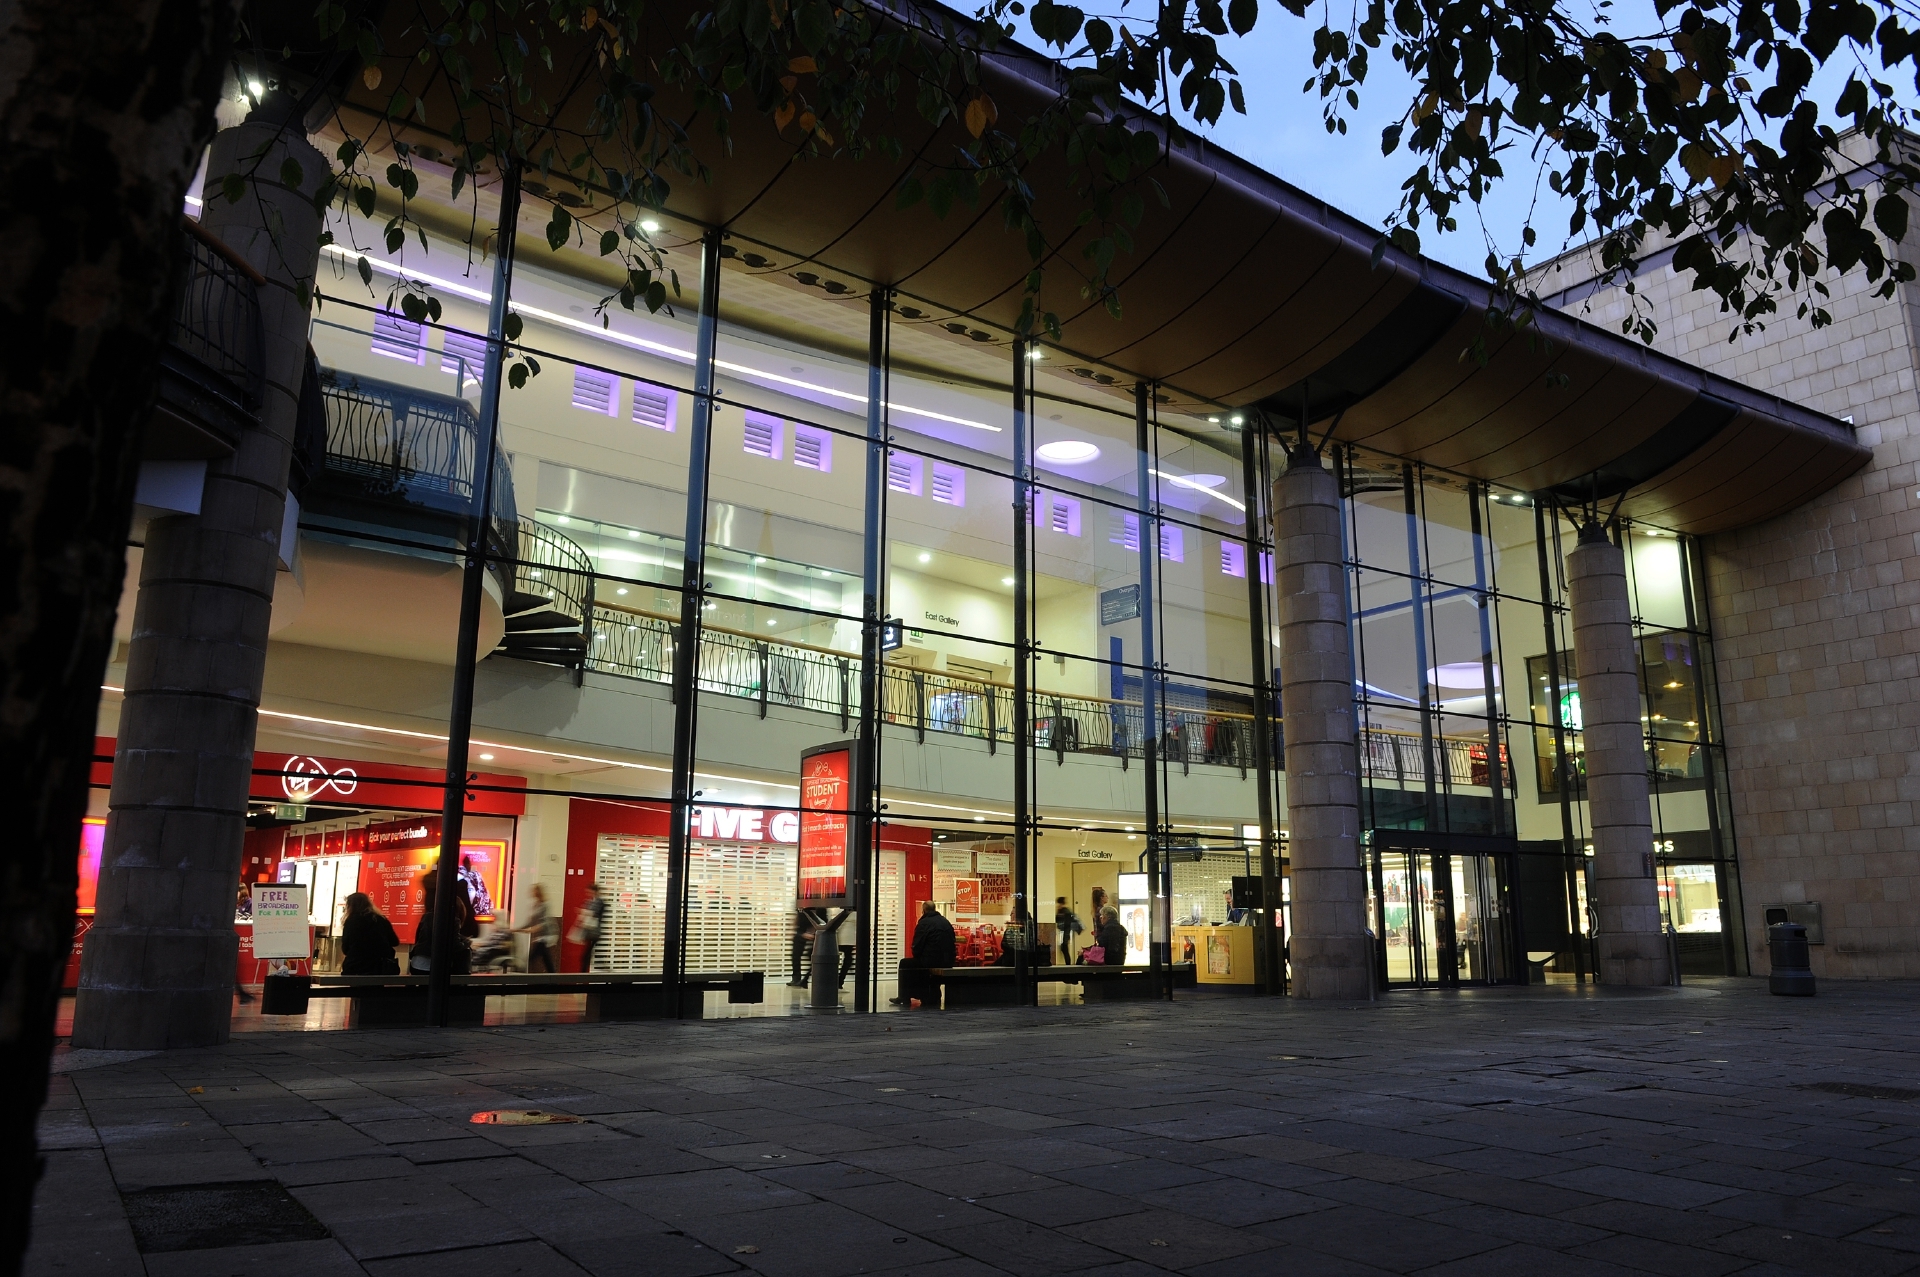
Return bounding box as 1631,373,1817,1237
85,208,1745,1016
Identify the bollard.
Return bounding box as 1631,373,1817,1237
1767,922,1816,997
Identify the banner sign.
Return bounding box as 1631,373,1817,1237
797,742,854,904
934,848,974,873
250,884,312,959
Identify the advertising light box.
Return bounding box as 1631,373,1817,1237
797,742,855,906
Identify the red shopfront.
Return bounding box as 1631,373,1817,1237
68,738,526,988
563,798,931,976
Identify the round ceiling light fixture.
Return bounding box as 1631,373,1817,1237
1035,440,1101,464
1181,474,1229,489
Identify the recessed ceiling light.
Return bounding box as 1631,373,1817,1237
918,552,931,564
640,218,662,232
1036,440,1100,464
1027,349,1045,360
754,556,768,564
616,587,628,595
1182,474,1229,489
1207,416,1221,424
767,619,778,626
479,753,495,761
555,515,570,524
1230,414,1245,425
1002,576,1015,586
627,529,640,539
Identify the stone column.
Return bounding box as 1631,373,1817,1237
73,95,324,1048
1274,453,1372,998
1566,522,1671,986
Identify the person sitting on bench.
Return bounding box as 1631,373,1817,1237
891,902,956,1007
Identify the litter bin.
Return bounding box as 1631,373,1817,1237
1767,922,1816,997
261,973,312,1015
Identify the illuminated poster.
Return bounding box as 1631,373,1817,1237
356,817,507,939
797,742,853,905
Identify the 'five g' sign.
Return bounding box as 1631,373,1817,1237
281,756,359,803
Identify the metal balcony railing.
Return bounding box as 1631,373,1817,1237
576,602,1502,784
172,221,265,406
314,368,517,537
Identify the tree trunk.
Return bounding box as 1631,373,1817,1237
0,0,235,1265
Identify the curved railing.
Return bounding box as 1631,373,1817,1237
170,220,265,411
515,518,593,621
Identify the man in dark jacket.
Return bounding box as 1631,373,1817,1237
890,901,955,1008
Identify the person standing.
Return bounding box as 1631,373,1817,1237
790,909,817,988
519,883,557,973
890,901,956,1008
340,893,400,975
568,883,608,973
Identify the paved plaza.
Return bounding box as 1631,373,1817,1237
24,978,1920,1277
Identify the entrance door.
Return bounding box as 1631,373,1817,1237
1070,860,1118,955
1367,844,1514,988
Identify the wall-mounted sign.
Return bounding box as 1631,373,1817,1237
688,805,801,844
923,610,959,627
797,742,854,905
1099,584,1141,625
934,848,975,873
880,619,905,652
91,738,527,817
974,850,1010,875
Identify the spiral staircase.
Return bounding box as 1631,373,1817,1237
494,519,595,674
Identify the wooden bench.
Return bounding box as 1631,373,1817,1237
932,963,1196,1008
287,971,764,1026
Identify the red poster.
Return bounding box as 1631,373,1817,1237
955,878,982,916
797,743,852,904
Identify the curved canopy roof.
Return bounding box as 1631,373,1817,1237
326,1,1867,534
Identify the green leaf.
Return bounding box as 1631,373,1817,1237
279,157,305,191
503,312,524,341
600,229,620,255
546,204,573,251
356,255,373,286
354,184,376,217
1228,0,1257,33
222,172,246,204
895,175,924,209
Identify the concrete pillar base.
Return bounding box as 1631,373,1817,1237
1289,935,1375,999
70,929,237,1049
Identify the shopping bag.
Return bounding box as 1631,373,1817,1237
1079,944,1105,965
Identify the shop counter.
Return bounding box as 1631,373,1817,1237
1174,925,1258,986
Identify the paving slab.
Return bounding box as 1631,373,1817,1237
22,977,1920,1277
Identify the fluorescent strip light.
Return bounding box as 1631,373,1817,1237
323,245,1000,432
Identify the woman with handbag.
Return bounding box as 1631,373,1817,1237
1092,905,1127,965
